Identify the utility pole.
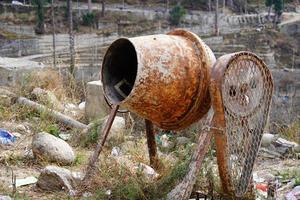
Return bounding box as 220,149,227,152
215,0,219,36
88,0,92,12
68,0,75,76
51,0,56,68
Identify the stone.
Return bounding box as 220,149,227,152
136,163,159,180
85,81,110,121
111,146,122,157
32,132,75,165
0,195,12,200
11,132,21,138
15,124,27,133
103,116,126,141
78,102,85,110
37,165,80,192
0,87,15,106
176,136,190,146
31,87,64,111
261,133,276,147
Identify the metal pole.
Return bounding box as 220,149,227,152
84,105,119,181
145,119,159,169
51,0,56,68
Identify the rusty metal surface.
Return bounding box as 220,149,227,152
102,29,215,130
211,52,274,198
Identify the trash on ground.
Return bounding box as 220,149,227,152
0,129,16,145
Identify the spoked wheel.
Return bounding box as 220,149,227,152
210,52,274,198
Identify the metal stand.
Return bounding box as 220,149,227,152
84,105,119,181
145,119,159,170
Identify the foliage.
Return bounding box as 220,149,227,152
265,0,284,14
32,0,46,34
274,0,284,14
45,124,60,137
265,0,273,7
169,5,186,26
82,12,97,27
73,152,85,166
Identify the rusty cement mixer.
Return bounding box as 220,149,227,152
84,29,274,199
101,29,216,130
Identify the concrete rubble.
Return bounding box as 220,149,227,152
259,133,300,159
85,80,110,121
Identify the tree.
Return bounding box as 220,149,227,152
265,0,273,20
169,4,186,26
274,0,283,23
32,0,45,34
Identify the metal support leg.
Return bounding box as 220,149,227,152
145,119,159,170
84,105,119,181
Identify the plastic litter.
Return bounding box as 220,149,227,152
9,176,38,188
0,129,16,144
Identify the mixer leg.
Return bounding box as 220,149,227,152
145,119,159,170
84,104,119,182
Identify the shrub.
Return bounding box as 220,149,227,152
169,5,186,26
82,12,97,27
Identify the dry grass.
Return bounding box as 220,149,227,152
278,119,300,143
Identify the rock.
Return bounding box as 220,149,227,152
37,165,80,192
32,132,75,165
82,192,92,198
261,133,276,147
78,102,85,110
176,136,190,146
136,163,159,180
31,87,64,111
0,87,15,106
111,146,122,157
65,103,77,110
295,145,300,153
160,134,171,148
59,133,71,141
258,147,282,159
11,132,21,138
85,81,110,121
0,195,12,200
105,190,112,196
103,116,126,142
15,124,27,133
63,104,81,119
